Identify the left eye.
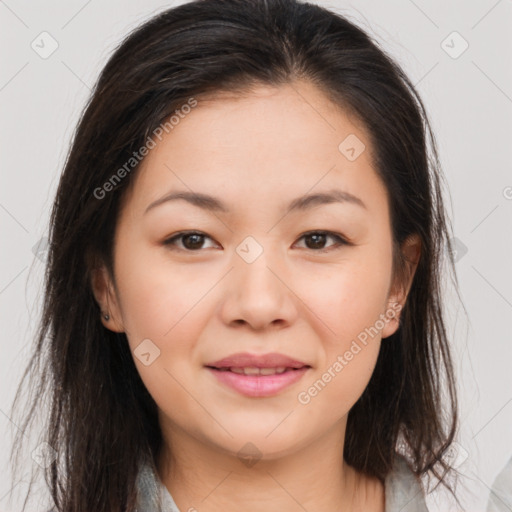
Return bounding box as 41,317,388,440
163,230,349,252
294,231,349,251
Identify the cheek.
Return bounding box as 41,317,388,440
114,252,213,424
113,244,218,387
114,240,214,342
295,268,387,418
294,247,392,403
299,250,393,346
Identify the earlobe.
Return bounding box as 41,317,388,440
90,264,125,333
382,234,421,339
381,301,402,339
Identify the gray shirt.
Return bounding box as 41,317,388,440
135,455,429,511
486,455,512,512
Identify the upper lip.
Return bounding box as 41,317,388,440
206,352,310,369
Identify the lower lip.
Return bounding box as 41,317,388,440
206,367,309,397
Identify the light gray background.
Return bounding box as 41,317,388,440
1,1,511,510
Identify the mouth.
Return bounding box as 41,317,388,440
204,353,312,397
205,365,310,375
205,351,310,371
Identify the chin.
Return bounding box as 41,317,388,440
201,423,311,463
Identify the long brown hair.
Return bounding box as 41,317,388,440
10,0,461,510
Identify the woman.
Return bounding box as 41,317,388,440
10,0,461,510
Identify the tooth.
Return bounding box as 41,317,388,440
275,367,287,374
230,367,245,374
243,367,261,375
259,368,277,375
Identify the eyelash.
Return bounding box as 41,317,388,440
162,230,351,253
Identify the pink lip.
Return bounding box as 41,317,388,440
205,352,311,398
206,352,308,369
206,367,310,397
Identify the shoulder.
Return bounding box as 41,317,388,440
135,459,180,512
135,460,165,512
487,455,512,512
384,455,429,512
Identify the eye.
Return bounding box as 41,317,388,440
163,231,219,251
293,231,350,252
163,230,350,252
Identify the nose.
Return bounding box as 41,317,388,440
219,243,299,332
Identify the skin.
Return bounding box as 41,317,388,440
92,80,420,512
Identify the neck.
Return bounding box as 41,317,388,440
156,419,383,512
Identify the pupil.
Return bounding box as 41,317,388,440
184,234,203,250
307,233,326,249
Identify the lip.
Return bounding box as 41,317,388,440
206,352,309,369
206,366,310,397
205,352,311,398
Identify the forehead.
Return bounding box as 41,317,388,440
121,81,386,217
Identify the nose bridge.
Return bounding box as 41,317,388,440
220,234,297,329
234,234,282,298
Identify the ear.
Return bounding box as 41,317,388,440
90,261,125,333
381,234,421,339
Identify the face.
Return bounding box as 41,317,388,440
92,80,419,463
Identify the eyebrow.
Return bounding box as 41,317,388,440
144,188,367,215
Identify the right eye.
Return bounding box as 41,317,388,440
162,231,220,251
